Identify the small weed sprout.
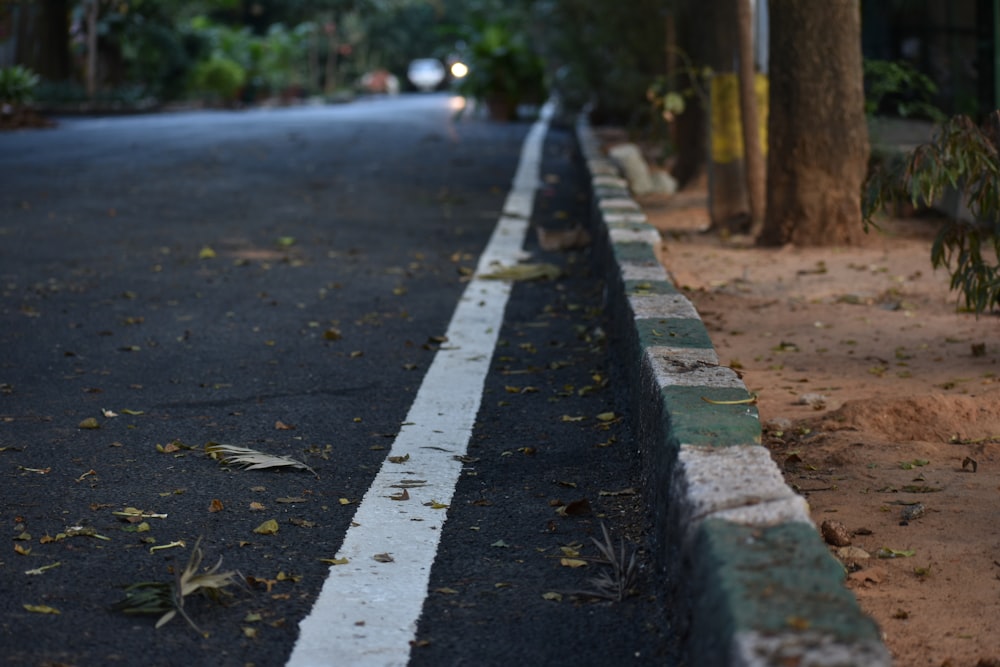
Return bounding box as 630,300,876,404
112,538,240,633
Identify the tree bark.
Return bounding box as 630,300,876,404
672,0,729,188
13,0,71,81
86,0,98,98
758,0,870,246
735,0,765,234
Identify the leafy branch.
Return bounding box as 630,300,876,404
864,112,1000,313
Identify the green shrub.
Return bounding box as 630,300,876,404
192,56,247,103
0,66,40,107
864,59,945,122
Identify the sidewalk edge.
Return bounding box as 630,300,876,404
573,115,893,667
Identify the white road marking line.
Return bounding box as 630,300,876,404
287,102,553,667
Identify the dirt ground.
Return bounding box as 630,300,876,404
636,181,1000,666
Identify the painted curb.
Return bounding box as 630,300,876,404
574,116,893,666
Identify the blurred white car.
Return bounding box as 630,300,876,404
407,59,446,92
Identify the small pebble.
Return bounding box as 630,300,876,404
796,393,827,410
821,519,852,546
900,503,925,521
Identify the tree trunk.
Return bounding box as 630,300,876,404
672,0,729,188
758,0,870,246
735,0,766,234
86,0,98,98
13,0,71,81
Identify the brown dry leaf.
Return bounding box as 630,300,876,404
14,544,30,556
274,420,296,431
158,440,193,454
389,489,410,501
560,558,588,568
536,226,591,252
373,553,394,563
208,499,224,513
557,498,592,517
388,453,410,464
249,501,266,511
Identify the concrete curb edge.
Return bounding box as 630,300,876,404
573,116,893,666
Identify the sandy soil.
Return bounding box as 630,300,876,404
640,185,1000,667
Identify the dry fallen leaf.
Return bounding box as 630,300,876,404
23,604,60,615
478,263,561,282
536,226,591,251
25,562,61,576
320,557,349,565
205,442,317,478
114,507,168,521
253,519,279,535
208,499,224,513
556,498,592,517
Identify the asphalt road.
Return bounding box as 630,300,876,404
0,95,677,666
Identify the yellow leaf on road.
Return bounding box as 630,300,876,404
479,263,561,282
320,557,349,565
23,604,60,615
253,519,279,535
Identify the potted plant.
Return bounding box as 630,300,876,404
456,21,546,121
